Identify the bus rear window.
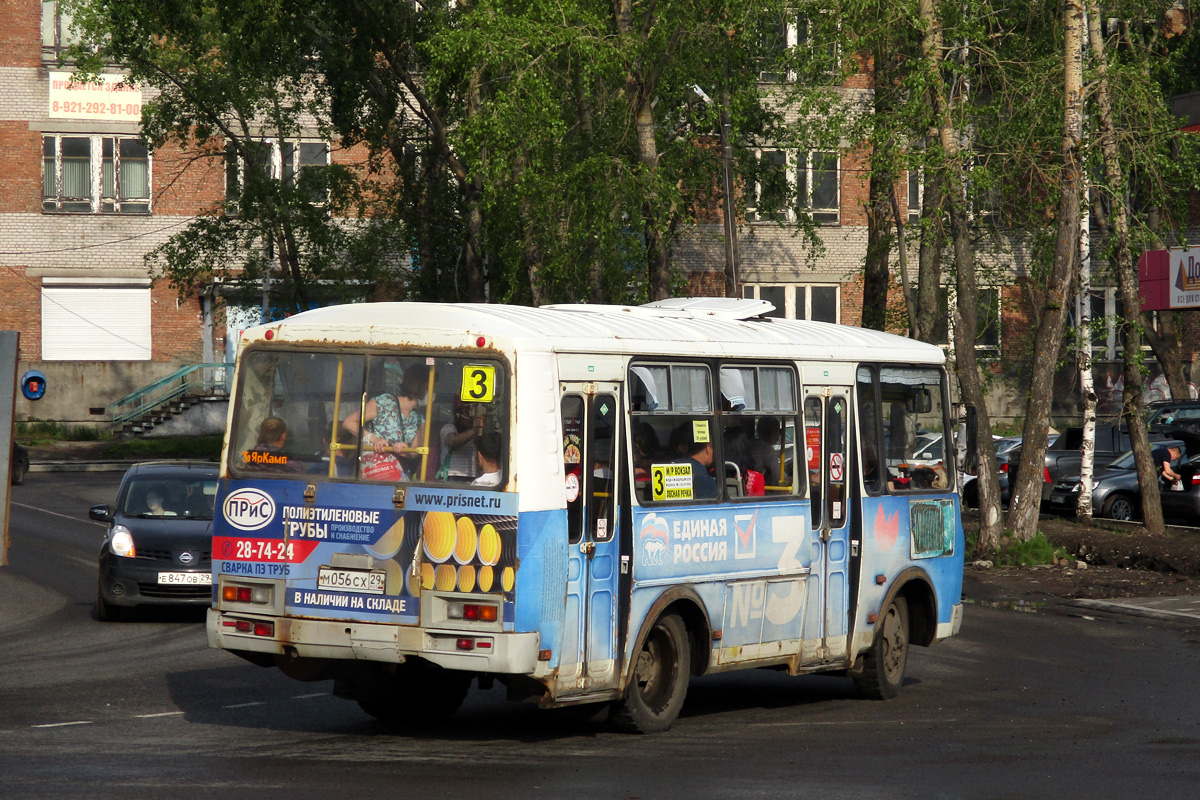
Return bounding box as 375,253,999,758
230,350,508,485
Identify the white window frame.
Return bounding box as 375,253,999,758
225,138,332,210
42,133,152,214
939,285,1001,353
742,283,840,324
907,168,923,224
41,1,82,61
41,280,152,361
746,149,839,225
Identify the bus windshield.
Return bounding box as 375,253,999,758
229,349,508,484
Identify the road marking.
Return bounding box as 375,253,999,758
223,702,266,709
32,721,93,728
10,501,107,528
292,692,329,700
134,711,185,718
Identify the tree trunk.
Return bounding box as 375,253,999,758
1077,184,1096,520
1009,0,1085,542
1142,311,1189,400
919,0,1002,551
912,169,944,344
1086,0,1164,534
862,168,893,331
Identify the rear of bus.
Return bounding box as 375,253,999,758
206,326,541,720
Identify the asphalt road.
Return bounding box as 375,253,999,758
3,473,1200,799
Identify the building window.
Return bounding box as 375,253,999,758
756,10,840,83
41,1,82,61
743,283,840,323
41,282,151,360
934,286,1000,352
226,139,331,211
42,134,151,214
907,169,922,224
746,150,839,225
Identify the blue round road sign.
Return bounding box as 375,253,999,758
21,370,46,400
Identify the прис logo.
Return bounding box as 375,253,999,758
222,488,277,531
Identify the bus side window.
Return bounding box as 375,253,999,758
561,395,585,544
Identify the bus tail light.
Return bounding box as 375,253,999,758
229,618,274,637
447,602,499,622
222,583,272,605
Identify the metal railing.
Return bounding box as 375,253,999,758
110,363,233,429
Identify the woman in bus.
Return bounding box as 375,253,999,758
343,365,428,471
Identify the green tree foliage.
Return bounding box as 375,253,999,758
66,0,845,310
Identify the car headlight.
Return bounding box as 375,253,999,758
109,525,136,558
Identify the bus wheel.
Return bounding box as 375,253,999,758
612,613,690,733
853,596,908,700
357,662,471,725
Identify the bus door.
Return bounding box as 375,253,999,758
557,382,623,696
803,387,852,662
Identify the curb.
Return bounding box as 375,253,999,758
30,460,138,473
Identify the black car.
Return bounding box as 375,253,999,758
91,461,219,621
10,443,29,485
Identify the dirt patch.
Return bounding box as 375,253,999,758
963,509,1200,601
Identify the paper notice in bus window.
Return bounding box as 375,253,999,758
692,420,710,443
651,463,693,501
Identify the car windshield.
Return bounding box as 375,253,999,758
121,476,218,519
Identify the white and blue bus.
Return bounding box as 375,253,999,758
207,298,965,732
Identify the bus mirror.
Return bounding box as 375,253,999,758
906,389,932,414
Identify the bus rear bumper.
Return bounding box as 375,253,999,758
207,608,540,674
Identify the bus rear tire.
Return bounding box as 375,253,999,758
612,613,690,733
355,662,471,725
853,596,908,700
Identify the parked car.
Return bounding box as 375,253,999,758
10,443,28,485
1147,401,1200,434
1047,432,1200,523
961,435,1042,509
1009,424,1161,508
91,461,219,621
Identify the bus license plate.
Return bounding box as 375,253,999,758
317,567,386,595
158,571,212,585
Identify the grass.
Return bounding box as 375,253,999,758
99,435,223,461
16,420,111,443
992,532,1071,567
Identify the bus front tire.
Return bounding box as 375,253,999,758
612,613,690,734
853,595,908,700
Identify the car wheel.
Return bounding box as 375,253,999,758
853,595,909,700
11,459,26,486
1102,493,1137,522
963,480,979,509
612,612,691,733
95,583,124,622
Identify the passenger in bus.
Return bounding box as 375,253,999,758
674,426,717,499
253,416,300,472
472,432,503,488
343,368,428,464
439,401,483,481
744,417,782,488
